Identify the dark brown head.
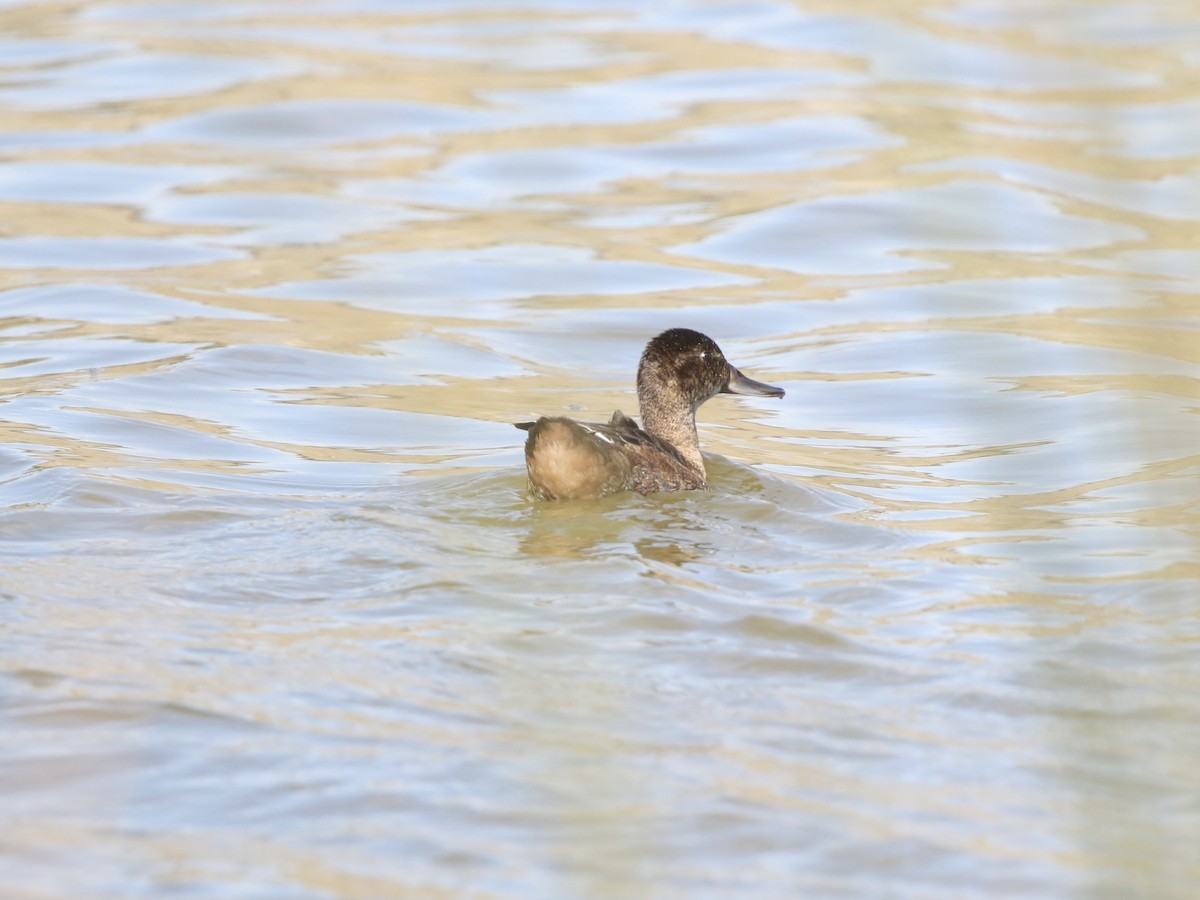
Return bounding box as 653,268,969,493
636,328,784,417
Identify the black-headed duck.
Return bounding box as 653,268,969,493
516,328,784,500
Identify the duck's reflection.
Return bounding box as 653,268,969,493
514,465,775,567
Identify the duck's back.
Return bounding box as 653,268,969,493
517,411,702,500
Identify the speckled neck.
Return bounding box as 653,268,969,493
638,380,705,476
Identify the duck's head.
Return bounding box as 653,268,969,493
637,328,784,414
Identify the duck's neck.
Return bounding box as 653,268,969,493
639,388,704,475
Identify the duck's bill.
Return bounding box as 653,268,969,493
724,365,785,398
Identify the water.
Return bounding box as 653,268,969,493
1,1,1197,897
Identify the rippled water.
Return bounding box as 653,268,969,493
2,1,1198,897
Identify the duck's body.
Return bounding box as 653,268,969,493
516,409,702,500
516,329,784,500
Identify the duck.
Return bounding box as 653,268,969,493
516,328,784,500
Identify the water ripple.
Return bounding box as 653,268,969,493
0,1,1196,897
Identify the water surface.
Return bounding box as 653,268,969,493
1,1,1197,897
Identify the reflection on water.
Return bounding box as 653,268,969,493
1,0,1197,897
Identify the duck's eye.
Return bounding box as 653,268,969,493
698,351,708,360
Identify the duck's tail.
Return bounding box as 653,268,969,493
519,417,630,500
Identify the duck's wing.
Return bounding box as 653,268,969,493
518,410,682,458
514,411,639,439
589,410,689,466
604,409,643,441
560,409,644,447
